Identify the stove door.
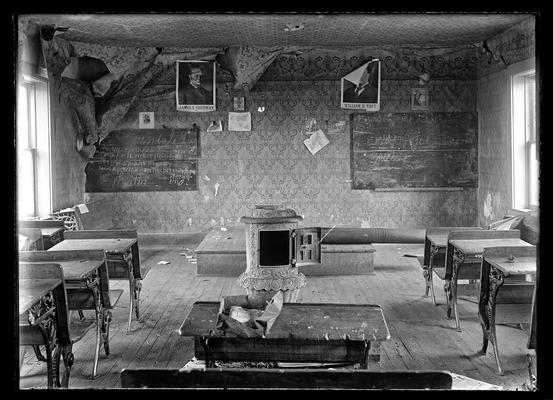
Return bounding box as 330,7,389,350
292,227,321,267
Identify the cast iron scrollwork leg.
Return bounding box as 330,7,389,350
102,310,112,357
122,248,135,333
487,266,505,375
28,293,60,388
134,279,142,320
60,344,74,388
451,248,465,332
86,271,103,379
428,246,439,305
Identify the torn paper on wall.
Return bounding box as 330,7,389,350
303,129,329,155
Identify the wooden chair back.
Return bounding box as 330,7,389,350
120,368,453,390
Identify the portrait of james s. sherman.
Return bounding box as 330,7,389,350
177,61,215,106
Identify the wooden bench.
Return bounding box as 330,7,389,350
195,226,425,276
18,220,65,249
120,368,453,389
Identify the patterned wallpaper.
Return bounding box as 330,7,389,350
88,73,478,233
476,17,536,227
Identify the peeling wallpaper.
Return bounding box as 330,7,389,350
87,76,478,233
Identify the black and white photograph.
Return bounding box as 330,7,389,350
176,60,216,112
341,59,380,111
14,12,542,393
411,87,429,110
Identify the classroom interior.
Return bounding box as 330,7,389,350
15,12,542,391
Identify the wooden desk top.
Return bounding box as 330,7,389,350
426,233,448,248
179,302,390,342
448,238,532,256
24,260,104,281
40,227,64,237
485,255,537,276
49,238,136,253
19,278,62,314
195,227,246,254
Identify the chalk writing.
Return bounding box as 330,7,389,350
351,112,478,189
85,128,199,192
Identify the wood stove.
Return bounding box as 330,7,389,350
238,205,321,304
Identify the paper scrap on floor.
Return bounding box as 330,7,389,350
158,260,171,265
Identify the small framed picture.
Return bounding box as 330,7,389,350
139,112,155,129
411,88,429,110
233,96,245,111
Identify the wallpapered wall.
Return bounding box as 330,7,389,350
476,17,536,227
87,48,479,233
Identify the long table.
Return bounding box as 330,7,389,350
179,301,390,369
49,231,142,332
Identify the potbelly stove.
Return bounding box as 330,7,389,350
238,205,321,304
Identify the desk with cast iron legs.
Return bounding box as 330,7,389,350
422,227,482,305
446,230,531,331
48,230,142,332
179,302,390,369
478,246,536,375
19,264,72,388
19,250,122,379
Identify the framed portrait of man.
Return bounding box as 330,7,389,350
176,60,216,112
341,59,380,112
411,87,429,110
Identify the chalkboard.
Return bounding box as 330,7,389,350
350,113,478,190
85,128,200,192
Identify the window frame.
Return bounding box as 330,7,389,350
511,65,538,212
17,73,52,219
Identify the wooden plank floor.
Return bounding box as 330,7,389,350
19,242,535,390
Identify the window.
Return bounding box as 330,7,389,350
16,75,52,219
512,70,538,211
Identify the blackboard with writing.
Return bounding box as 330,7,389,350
85,128,200,192
351,112,478,190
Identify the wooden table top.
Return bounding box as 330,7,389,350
426,233,449,248
448,238,532,256
19,278,62,314
179,302,390,342
23,259,104,281
195,227,246,254
49,238,136,253
485,255,537,276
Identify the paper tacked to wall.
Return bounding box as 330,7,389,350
303,129,329,155
228,112,251,131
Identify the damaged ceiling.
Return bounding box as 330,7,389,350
19,13,533,48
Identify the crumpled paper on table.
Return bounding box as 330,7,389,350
216,291,283,338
